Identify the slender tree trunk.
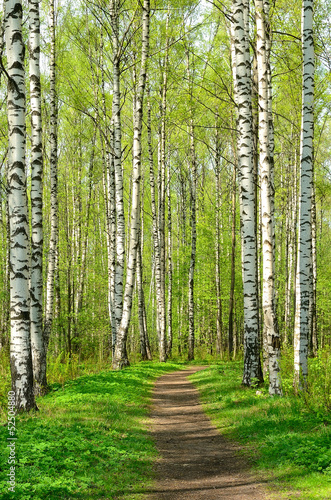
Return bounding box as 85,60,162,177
0,157,8,351
228,160,237,358
176,198,182,356
215,126,223,356
167,159,173,357
44,0,58,353
5,0,37,411
157,12,170,362
147,87,167,362
137,234,151,360
99,29,117,355
187,50,197,362
294,0,315,390
137,178,151,360
187,124,197,361
232,0,263,386
112,0,150,370
110,0,125,341
310,182,318,355
102,132,117,354
76,129,95,333
29,0,46,395
284,155,294,345
255,0,282,395
252,49,264,375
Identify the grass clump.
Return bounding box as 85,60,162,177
190,356,331,500
0,361,183,500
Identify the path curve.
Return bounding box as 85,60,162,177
144,366,267,499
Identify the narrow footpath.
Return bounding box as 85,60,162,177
144,366,268,500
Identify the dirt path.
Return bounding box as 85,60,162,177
144,366,268,500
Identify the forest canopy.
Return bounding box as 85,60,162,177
0,0,331,410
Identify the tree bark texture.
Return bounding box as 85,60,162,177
187,49,197,362
294,0,314,390
5,0,37,411
44,0,58,353
232,0,263,386
28,0,46,395
110,0,125,341
112,0,150,370
147,86,167,362
255,0,282,395
215,126,223,356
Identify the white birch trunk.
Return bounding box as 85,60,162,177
166,158,173,357
28,0,46,396
232,0,262,386
100,35,117,354
110,0,125,340
108,141,117,353
188,118,197,362
186,48,197,362
147,86,167,362
5,0,36,411
294,0,314,390
44,0,58,352
228,158,237,357
158,12,170,362
215,127,223,356
255,0,282,395
112,0,150,370
311,183,317,355
284,177,294,344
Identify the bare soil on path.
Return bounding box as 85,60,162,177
144,366,268,500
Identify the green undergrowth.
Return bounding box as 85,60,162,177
190,359,331,500
0,351,115,422
0,361,183,500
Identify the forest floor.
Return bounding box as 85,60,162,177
143,367,268,500
1,357,330,499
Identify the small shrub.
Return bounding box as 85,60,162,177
299,347,331,420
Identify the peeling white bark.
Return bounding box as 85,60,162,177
44,0,58,353
112,0,150,370
110,0,125,341
28,0,46,396
255,0,282,395
294,0,315,390
232,0,262,386
5,0,36,411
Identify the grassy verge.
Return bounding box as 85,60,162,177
189,361,331,500
0,361,183,500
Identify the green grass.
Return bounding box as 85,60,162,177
189,361,331,500
0,361,184,500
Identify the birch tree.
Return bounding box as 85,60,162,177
5,0,36,411
215,126,223,356
28,0,46,395
157,9,171,362
232,0,263,386
187,119,197,362
44,0,58,353
147,86,166,362
255,0,282,394
99,29,117,354
112,0,150,369
110,0,125,342
166,157,173,357
294,0,315,390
